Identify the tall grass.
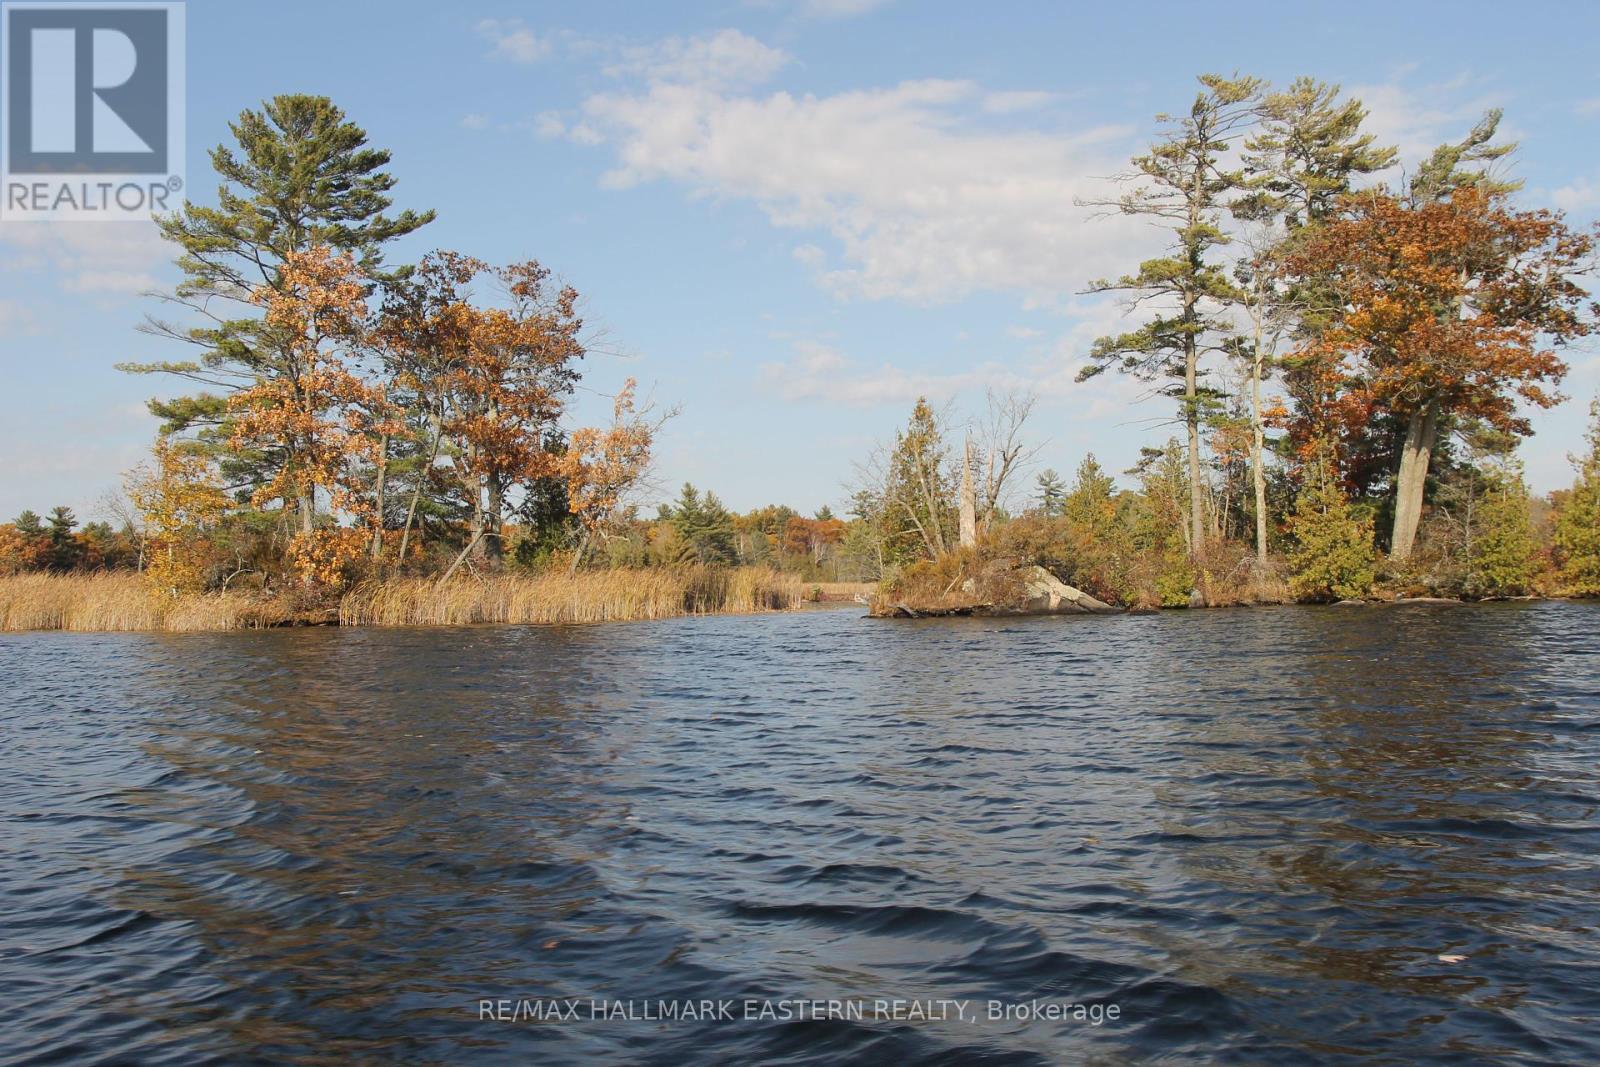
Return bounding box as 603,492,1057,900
0,567,805,632
0,572,285,632
339,566,804,627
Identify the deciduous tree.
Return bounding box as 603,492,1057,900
1286,186,1596,560
126,436,230,596
560,379,664,570
228,246,394,586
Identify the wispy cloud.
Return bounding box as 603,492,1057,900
0,298,40,335
1551,176,1600,212
604,29,789,90
0,221,169,296
574,46,1145,303
1348,73,1504,170
476,18,550,63
757,310,1146,410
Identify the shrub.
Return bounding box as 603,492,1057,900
1286,474,1376,601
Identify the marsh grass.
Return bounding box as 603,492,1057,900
339,566,804,626
0,572,290,632
0,567,805,632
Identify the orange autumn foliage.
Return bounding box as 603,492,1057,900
1284,187,1597,474
561,379,657,544
228,246,396,587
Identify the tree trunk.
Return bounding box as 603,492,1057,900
1185,343,1206,559
958,436,977,549
298,488,315,535
369,433,389,561
1250,323,1269,570
1184,157,1207,561
469,469,486,561
568,529,590,576
1390,398,1440,562
484,479,504,564
398,415,442,564
440,528,483,583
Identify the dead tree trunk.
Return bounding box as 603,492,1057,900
958,436,977,549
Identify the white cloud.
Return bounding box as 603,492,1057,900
460,113,489,130
534,111,566,138
1576,98,1600,118
1348,74,1503,171
758,307,1148,410
476,18,550,63
604,29,789,90
0,221,169,296
1552,177,1600,213
577,71,1146,303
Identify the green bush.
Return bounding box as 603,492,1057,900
1286,474,1375,601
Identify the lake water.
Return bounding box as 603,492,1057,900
2,602,1598,1065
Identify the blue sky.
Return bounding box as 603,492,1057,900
4,0,1600,523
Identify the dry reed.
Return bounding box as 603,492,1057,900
0,567,805,632
338,566,805,627
0,572,282,632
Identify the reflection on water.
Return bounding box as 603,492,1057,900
1,602,1597,1065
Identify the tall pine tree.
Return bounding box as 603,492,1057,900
1081,74,1263,558
121,95,434,532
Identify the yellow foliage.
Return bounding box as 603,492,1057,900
125,436,230,597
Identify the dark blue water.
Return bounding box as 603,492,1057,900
2,602,1598,1065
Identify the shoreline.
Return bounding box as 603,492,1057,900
0,570,858,634
0,571,1585,634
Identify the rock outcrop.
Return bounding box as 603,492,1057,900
1002,566,1119,616
874,564,1120,618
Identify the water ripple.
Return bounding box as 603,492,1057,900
1,601,1598,1064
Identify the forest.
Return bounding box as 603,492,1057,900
2,76,1599,630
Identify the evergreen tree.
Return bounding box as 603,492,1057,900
1555,400,1600,595
13,510,44,537
1286,466,1376,601
1237,78,1396,232
45,506,81,571
1082,74,1263,558
512,430,579,568
1410,110,1521,205
665,484,737,565
1062,456,1117,539
1035,469,1066,517
1128,441,1197,606
879,397,955,562
121,95,434,529
1467,469,1536,596
1233,79,1395,566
